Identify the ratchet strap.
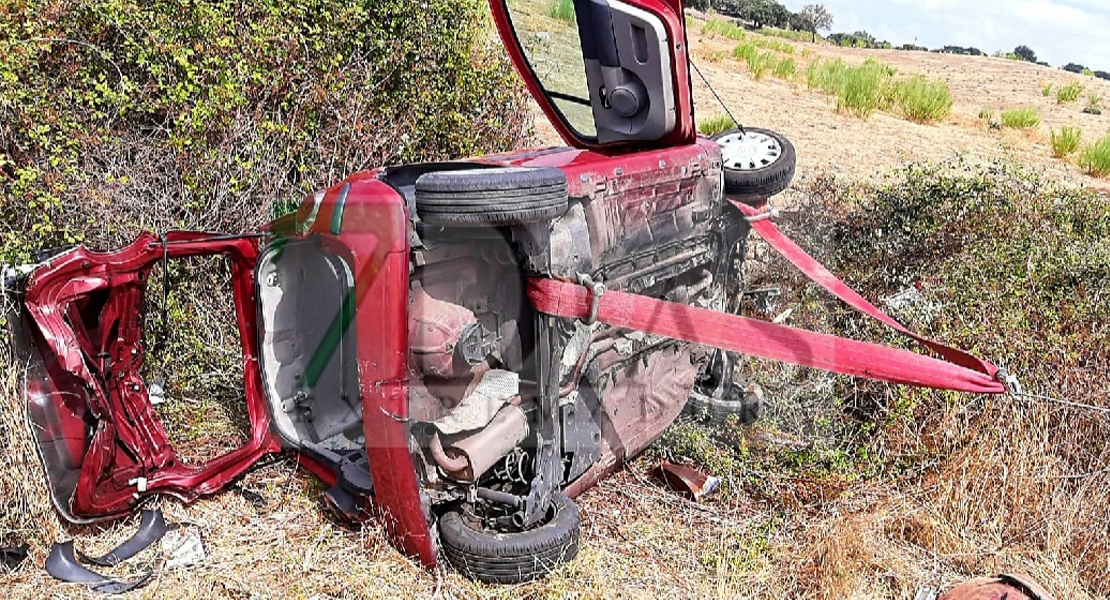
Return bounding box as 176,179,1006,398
526,201,1007,395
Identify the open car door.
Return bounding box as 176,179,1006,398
489,0,696,148
6,233,281,522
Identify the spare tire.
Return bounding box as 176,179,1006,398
438,492,580,583
414,166,569,226
684,381,763,426
710,127,796,204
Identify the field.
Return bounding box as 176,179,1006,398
4,4,1110,600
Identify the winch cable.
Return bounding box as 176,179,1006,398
689,58,745,134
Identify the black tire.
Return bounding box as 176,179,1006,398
710,127,796,204
684,382,762,426
438,492,580,583
414,166,569,226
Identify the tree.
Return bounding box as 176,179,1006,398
798,4,833,43
1013,45,1038,63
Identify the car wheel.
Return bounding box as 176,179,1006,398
685,381,763,426
414,166,569,226
710,127,796,204
438,492,580,583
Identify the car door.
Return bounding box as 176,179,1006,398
489,0,696,148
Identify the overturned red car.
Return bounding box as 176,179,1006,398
3,0,1007,583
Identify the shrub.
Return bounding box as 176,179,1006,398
698,115,736,136
756,27,814,42
0,0,528,264
747,51,776,80
836,60,892,117
1041,83,1052,97
772,57,797,79
1078,134,1110,177
1050,126,1082,157
892,76,954,122
1001,108,1041,129
703,18,748,41
1088,92,1102,110
547,0,576,24
754,38,796,54
1057,82,1083,104
978,108,993,120
733,42,758,63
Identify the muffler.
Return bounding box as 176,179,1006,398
430,404,529,483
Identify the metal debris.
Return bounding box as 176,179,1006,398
654,461,720,502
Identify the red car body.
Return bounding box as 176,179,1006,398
8,0,768,579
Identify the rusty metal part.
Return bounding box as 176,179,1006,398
428,430,470,475
938,574,1057,600
408,286,478,378
439,405,530,483
559,337,618,397
654,460,720,502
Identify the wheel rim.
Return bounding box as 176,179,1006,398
717,131,783,171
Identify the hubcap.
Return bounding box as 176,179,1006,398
716,131,783,171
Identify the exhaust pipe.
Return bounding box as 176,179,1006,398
428,404,529,483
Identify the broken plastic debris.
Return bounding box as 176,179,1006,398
148,377,166,406
161,525,205,569
654,461,720,502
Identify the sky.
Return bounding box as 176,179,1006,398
777,0,1110,71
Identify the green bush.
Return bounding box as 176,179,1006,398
547,0,575,24
0,0,528,264
1041,83,1052,97
772,57,797,79
1001,108,1041,128
978,108,993,120
747,51,776,80
698,115,736,136
756,27,815,42
1078,134,1110,177
703,18,748,41
1057,82,1083,104
733,42,758,63
1051,126,1082,157
892,76,954,122
754,38,796,54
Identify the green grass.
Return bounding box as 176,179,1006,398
1041,83,1052,97
732,41,757,63
755,26,815,42
978,107,993,120
1050,126,1082,157
747,50,776,80
892,75,954,122
1056,82,1083,104
1088,92,1101,109
806,58,896,118
703,18,748,41
1000,107,1041,129
753,37,796,54
1078,134,1110,177
698,114,737,136
772,56,797,79
547,0,575,24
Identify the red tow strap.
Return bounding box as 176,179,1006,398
526,201,1006,395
